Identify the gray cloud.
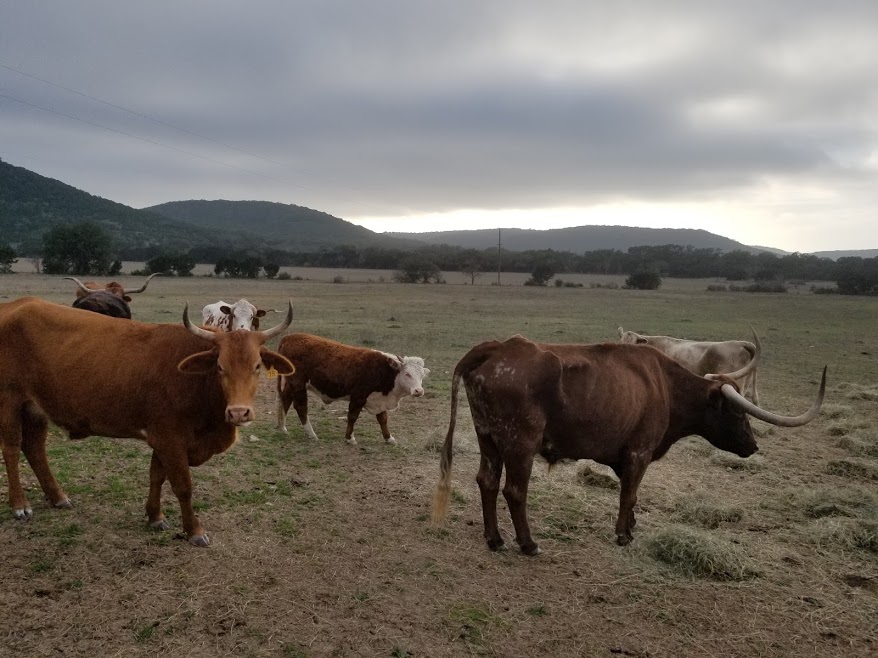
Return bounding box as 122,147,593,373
2,1,877,250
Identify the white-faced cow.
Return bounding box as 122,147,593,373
0,297,295,546
66,273,160,319
618,326,761,404
275,333,429,445
433,335,825,554
202,299,271,332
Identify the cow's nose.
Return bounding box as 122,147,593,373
226,406,254,425
413,388,424,397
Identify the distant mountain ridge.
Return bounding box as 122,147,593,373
389,225,766,254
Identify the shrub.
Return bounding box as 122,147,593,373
554,278,564,287
624,271,662,290
706,284,728,292
812,286,837,294
276,272,292,280
332,275,346,284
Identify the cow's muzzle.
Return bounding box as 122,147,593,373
226,406,254,425
412,388,425,397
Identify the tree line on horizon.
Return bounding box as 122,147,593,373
2,221,878,295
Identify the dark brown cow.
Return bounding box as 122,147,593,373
276,333,428,445
0,297,294,546
433,335,825,554
66,273,160,318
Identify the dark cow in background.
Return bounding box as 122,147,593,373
202,299,271,331
433,335,825,553
0,297,294,546
276,333,429,445
618,325,761,404
66,273,160,319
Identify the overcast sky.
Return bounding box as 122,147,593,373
2,1,877,252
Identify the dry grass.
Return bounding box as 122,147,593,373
645,525,761,581
2,271,878,656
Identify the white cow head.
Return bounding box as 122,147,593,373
617,327,648,344
385,354,429,397
201,299,269,331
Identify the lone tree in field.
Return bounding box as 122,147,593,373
460,261,482,285
0,243,16,274
394,254,443,283
145,252,196,277
42,222,114,275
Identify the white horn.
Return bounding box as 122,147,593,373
706,324,761,382
183,302,216,341
722,366,827,427
257,300,293,340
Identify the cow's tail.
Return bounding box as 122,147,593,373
432,344,496,524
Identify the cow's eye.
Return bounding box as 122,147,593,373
217,364,225,374
254,363,261,373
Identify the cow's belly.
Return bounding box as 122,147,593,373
305,384,399,415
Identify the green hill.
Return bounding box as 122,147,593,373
147,200,419,251
0,158,249,256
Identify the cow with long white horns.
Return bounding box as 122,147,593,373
433,334,825,553
618,325,761,404
0,297,294,546
66,273,161,318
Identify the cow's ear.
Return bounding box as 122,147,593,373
123,295,132,302
423,367,431,376
220,306,232,315
636,337,648,344
260,348,295,375
178,350,218,374
387,356,401,371
617,327,624,337
256,309,267,317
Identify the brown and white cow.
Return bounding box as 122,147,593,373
0,297,294,546
618,325,761,404
66,273,160,319
433,335,825,554
202,299,270,331
275,333,429,445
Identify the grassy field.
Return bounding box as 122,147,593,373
1,271,877,657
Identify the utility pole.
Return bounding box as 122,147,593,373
497,227,501,287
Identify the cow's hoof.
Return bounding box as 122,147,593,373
277,425,288,434
13,507,33,521
616,534,633,546
520,543,542,557
386,436,397,445
346,436,357,445
487,539,508,552
53,497,73,509
188,534,210,547
150,519,170,531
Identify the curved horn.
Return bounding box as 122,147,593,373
183,302,216,341
123,272,161,295
722,366,827,427
705,324,761,382
64,276,92,294
257,300,293,340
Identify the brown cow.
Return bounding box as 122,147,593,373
275,333,429,445
0,297,294,546
66,273,160,318
433,335,825,554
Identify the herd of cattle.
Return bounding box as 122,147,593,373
0,276,825,552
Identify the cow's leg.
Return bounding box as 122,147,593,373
0,405,31,520
291,387,318,440
376,411,396,444
275,376,290,432
502,448,540,556
20,405,70,509
609,464,634,529
615,451,650,546
154,445,208,546
475,431,505,551
344,399,366,445
145,452,170,531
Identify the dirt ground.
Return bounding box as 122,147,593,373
1,272,876,657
